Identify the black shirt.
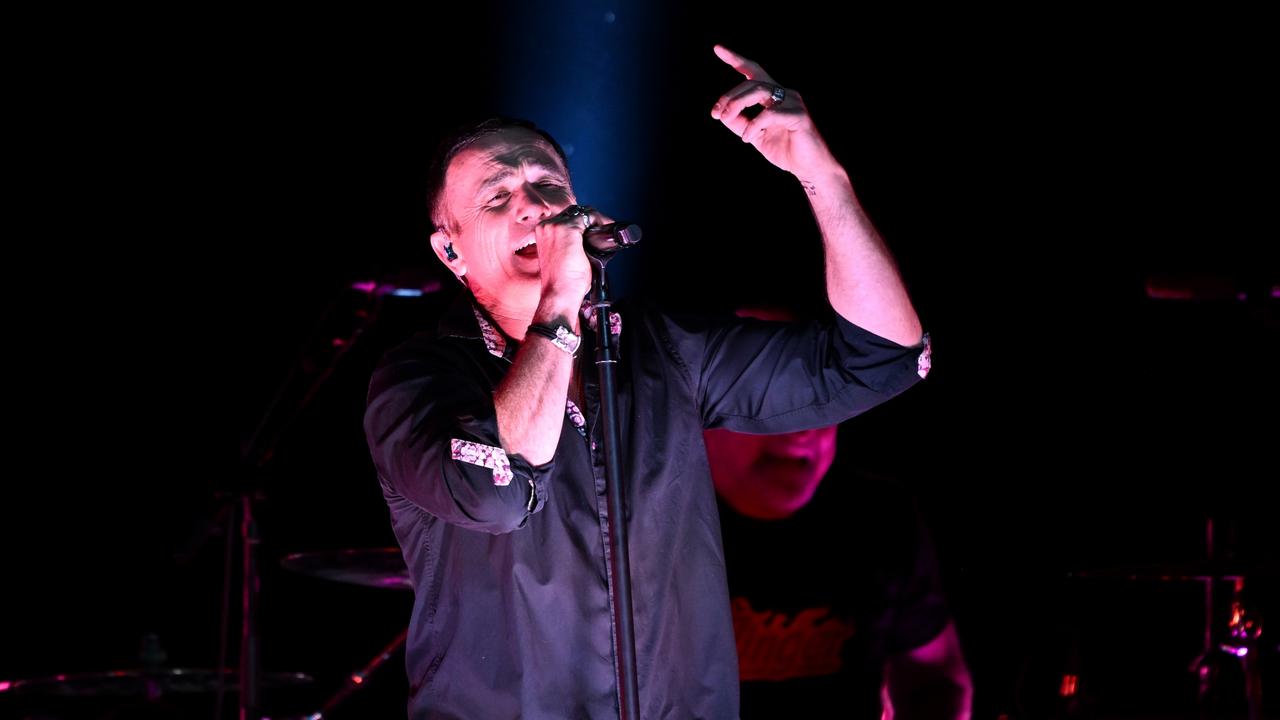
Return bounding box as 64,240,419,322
365,295,930,719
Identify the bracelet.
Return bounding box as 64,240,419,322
526,322,581,356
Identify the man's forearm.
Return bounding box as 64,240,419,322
885,623,973,720
494,294,581,466
802,167,923,347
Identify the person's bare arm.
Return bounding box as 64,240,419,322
493,208,594,465
711,44,922,346
882,621,973,720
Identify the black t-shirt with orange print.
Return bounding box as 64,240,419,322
719,469,951,718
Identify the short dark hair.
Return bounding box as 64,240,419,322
426,117,569,233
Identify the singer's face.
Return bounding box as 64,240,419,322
703,425,838,520
440,128,575,305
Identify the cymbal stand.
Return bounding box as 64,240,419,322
1189,516,1265,720
1190,517,1218,713
298,627,408,719
1220,577,1264,720
222,286,384,719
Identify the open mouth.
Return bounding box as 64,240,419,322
514,237,537,257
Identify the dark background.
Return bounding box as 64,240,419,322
5,4,1276,718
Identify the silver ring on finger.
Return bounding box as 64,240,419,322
561,204,592,227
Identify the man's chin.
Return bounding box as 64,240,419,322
749,490,815,519
509,255,542,276
763,480,820,512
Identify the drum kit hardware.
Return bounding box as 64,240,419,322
0,548,411,719
280,548,411,591
0,668,315,699
1060,517,1271,719
2,279,439,719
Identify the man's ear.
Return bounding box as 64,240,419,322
430,229,466,278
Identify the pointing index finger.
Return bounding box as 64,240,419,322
713,44,775,84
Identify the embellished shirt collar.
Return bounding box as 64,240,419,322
471,306,508,359
581,297,622,339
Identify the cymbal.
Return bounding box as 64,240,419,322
1070,560,1271,582
0,668,313,697
281,547,411,590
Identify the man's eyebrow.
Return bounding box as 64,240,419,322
476,169,516,197
475,161,568,198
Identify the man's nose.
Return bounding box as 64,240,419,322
516,184,557,224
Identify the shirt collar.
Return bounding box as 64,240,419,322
471,305,508,358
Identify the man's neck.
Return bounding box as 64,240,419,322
488,307,535,342
473,283,585,346
477,293,585,406
473,288,539,342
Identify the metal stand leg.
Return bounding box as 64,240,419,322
302,628,408,719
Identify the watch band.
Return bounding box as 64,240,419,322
526,322,581,356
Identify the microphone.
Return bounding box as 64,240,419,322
584,222,642,256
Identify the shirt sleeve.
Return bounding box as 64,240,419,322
363,336,550,534
655,309,931,433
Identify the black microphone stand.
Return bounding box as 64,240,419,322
586,230,641,720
